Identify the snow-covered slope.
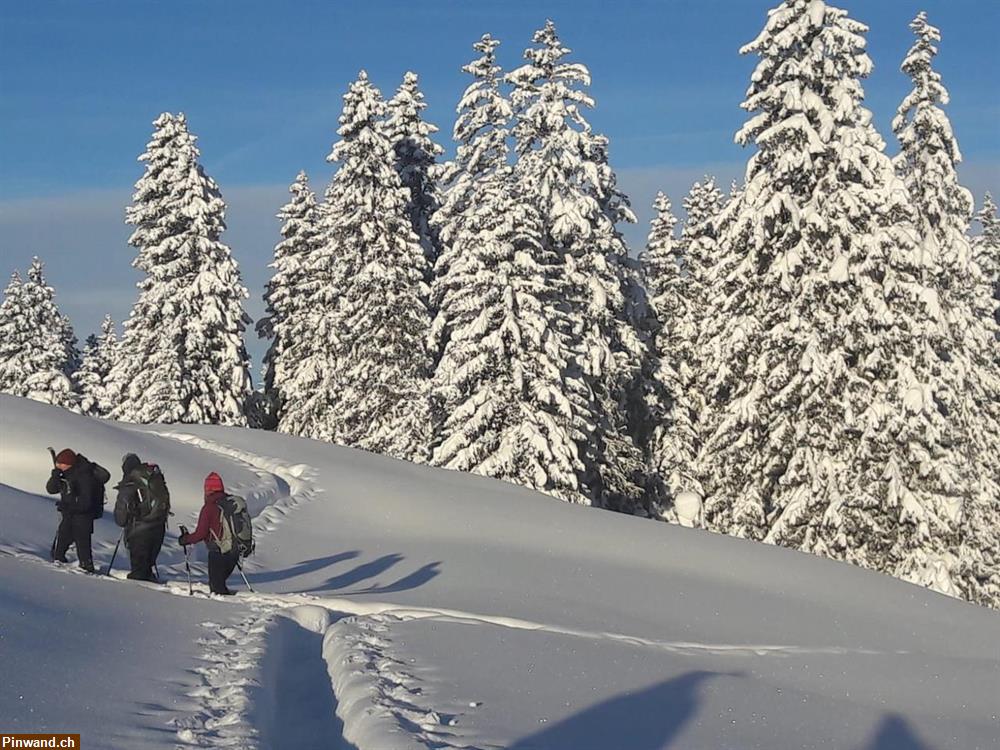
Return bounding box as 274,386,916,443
1,395,998,749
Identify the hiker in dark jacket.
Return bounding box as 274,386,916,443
178,472,237,595
114,453,170,582
46,448,111,573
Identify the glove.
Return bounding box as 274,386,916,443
51,468,63,479
178,526,189,546
56,501,66,512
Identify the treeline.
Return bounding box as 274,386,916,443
2,3,998,606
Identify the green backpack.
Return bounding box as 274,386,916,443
135,464,171,525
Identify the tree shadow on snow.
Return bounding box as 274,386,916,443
344,561,442,595
248,550,361,584
301,554,442,595
507,670,732,750
861,714,935,750
301,553,405,593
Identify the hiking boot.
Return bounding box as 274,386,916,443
53,557,69,564
211,589,236,596
80,564,96,574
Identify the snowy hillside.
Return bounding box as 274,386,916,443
1,395,998,749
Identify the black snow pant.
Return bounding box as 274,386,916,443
52,513,94,571
127,524,166,582
208,548,239,594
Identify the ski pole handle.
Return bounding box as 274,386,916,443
47,447,57,467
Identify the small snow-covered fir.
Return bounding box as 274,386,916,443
258,171,325,430
75,314,118,417
642,193,702,516
0,259,79,410
973,193,1000,333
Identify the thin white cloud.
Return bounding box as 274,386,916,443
0,183,289,365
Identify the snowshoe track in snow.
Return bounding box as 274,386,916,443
144,429,320,541
171,609,270,748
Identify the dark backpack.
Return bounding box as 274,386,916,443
214,494,254,558
90,463,110,520
135,464,171,526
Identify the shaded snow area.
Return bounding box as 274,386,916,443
1,395,998,749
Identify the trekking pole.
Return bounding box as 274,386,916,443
180,526,193,596
105,528,124,576
234,557,254,593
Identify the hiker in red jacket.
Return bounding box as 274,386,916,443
178,472,238,595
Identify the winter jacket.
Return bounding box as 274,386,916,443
46,455,111,517
181,491,226,552
114,464,170,539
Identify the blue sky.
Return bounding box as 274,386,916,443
1,0,997,367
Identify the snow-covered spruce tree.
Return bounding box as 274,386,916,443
429,35,588,501
431,171,591,499
74,314,118,417
891,10,996,424
110,113,252,425
311,71,432,460
0,259,79,408
432,33,512,372
0,272,27,397
508,20,649,513
679,177,726,273
893,12,974,271
642,193,703,516
973,193,1000,333
693,182,750,512
275,193,344,440
433,33,512,273
257,171,324,429
699,0,973,602
892,13,1000,601
676,178,726,497
386,72,444,269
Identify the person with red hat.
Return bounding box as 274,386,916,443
46,447,111,573
178,472,238,595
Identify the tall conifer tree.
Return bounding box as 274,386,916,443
111,113,251,425
386,72,444,269
701,2,975,604
430,36,586,500
317,72,432,460
508,21,648,512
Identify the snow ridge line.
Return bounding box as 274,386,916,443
231,592,905,659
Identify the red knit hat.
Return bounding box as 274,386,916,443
55,448,77,466
204,472,225,495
